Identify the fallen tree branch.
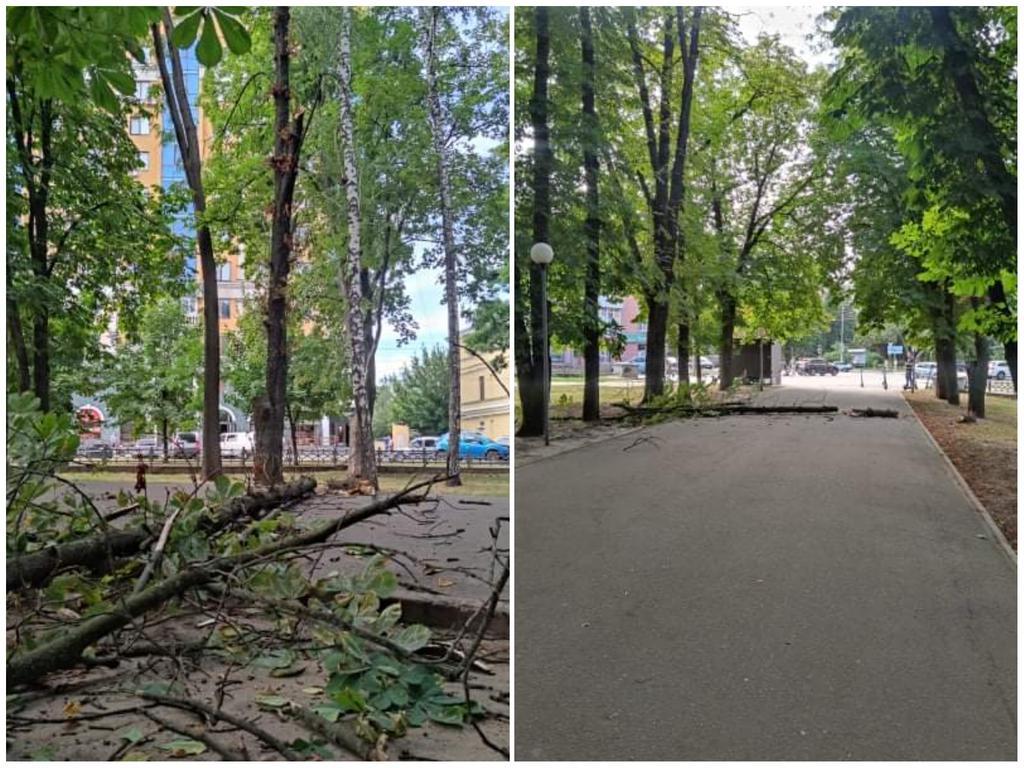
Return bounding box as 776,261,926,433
287,702,386,760
7,477,317,591
139,691,303,761
849,407,899,418
7,476,440,687
617,402,839,419
142,709,246,761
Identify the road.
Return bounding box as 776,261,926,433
514,372,1016,760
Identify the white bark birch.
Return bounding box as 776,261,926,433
338,8,377,488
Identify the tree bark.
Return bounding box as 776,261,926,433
421,8,462,485
7,295,32,393
719,290,737,389
580,7,601,422
516,7,551,438
152,15,222,478
259,7,304,487
338,8,377,488
676,321,691,395
966,303,988,419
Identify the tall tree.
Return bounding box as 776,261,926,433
254,6,308,486
150,12,221,478
625,6,702,400
338,7,377,489
580,7,601,421
420,7,462,486
515,7,551,437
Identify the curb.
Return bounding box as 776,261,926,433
903,394,1017,568
386,591,509,639
66,463,507,476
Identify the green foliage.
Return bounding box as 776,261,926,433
100,298,203,445
6,393,81,553
171,7,251,67
388,346,451,436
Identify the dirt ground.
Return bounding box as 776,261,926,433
905,390,1017,550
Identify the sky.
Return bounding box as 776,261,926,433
734,5,835,69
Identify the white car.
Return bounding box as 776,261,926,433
914,361,938,381
220,431,253,458
988,360,1011,380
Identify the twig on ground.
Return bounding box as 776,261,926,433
143,709,246,761
139,691,303,761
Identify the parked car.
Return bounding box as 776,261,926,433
623,355,646,376
220,431,254,458
804,358,838,376
130,436,160,458
77,438,113,460
988,360,1011,380
436,431,509,461
833,361,853,372
915,361,938,381
171,431,200,459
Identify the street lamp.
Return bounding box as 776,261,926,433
530,242,554,445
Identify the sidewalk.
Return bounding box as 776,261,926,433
514,376,1016,760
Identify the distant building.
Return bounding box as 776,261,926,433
551,295,648,372
459,337,510,440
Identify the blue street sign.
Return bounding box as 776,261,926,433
887,343,903,355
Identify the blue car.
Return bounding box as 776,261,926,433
437,431,509,461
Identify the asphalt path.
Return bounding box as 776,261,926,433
514,373,1016,760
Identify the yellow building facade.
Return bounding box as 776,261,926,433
459,342,511,440
127,56,249,334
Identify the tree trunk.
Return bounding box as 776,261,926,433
152,14,222,478
644,296,669,400
421,8,462,485
693,338,701,390
162,416,169,461
516,7,552,438
966,304,988,418
287,404,299,467
338,8,377,489
719,290,736,390
987,279,1017,390
580,7,601,422
7,296,32,393
259,7,303,487
676,322,690,395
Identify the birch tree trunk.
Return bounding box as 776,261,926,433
421,7,462,486
338,7,377,488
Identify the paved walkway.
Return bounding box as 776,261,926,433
514,375,1016,760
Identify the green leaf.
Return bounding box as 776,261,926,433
392,624,431,653
158,739,207,756
119,726,144,744
212,9,251,55
195,14,223,67
255,694,289,709
169,9,203,49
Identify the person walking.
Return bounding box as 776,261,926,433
904,349,917,391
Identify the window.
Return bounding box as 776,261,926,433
219,300,231,319
181,296,197,316
137,151,150,172
129,115,150,135
135,80,153,101
216,262,231,281
479,375,486,402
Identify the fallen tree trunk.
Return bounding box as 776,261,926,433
7,477,317,591
849,408,899,418
7,477,438,688
616,402,839,419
